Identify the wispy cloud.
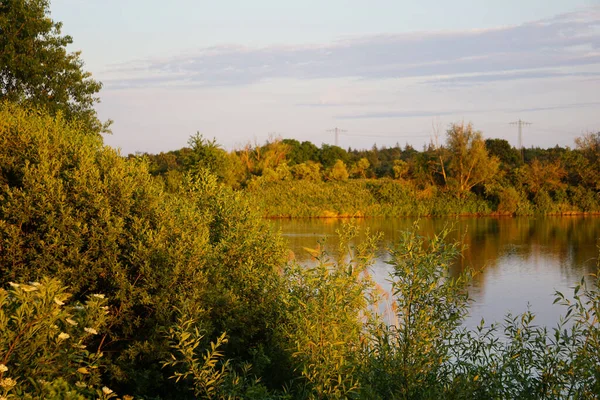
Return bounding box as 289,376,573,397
421,70,600,87
517,101,600,112
102,7,600,89
295,101,390,108
336,101,600,120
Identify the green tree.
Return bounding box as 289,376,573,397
282,139,319,166
0,0,107,133
320,145,348,169
283,223,380,399
485,138,521,169
184,133,234,183
359,225,471,399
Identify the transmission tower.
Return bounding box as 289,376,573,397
510,119,532,161
327,127,347,147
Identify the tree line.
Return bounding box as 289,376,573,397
140,127,600,217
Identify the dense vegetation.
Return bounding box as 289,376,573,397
141,129,600,218
1,104,600,399
1,1,600,399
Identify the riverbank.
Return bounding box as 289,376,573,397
246,179,600,218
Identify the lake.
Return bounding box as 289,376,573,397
271,216,600,329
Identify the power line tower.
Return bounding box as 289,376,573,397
510,119,532,161
327,127,347,147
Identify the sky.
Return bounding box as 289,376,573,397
51,0,600,154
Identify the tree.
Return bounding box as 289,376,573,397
0,0,106,133
574,132,600,190
291,161,322,181
517,158,566,195
320,144,348,169
446,123,500,196
328,159,349,181
282,139,319,166
353,157,370,179
485,138,521,169
392,159,409,180
575,132,600,160
185,133,231,180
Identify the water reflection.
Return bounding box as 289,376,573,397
272,217,600,328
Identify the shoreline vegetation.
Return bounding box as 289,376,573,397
264,211,600,219
244,179,600,219
140,128,600,220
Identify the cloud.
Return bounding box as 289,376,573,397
517,101,600,112
337,110,460,119
295,101,389,108
102,7,600,89
421,70,600,87
335,101,600,120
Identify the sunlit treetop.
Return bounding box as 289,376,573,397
0,0,109,134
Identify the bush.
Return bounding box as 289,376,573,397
281,223,380,398
0,278,116,399
358,226,472,398
357,225,600,399
0,104,289,397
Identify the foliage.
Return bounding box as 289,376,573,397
282,139,319,166
485,138,522,169
0,278,118,399
0,103,209,394
356,225,600,399
163,315,231,399
291,162,322,181
392,160,409,180
184,170,289,376
319,145,349,169
327,160,349,182
142,122,599,217
0,104,289,397
282,223,380,399
246,179,492,218
163,311,291,400
2,96,600,399
445,123,500,197
518,159,566,196
443,271,600,399
358,226,472,399
0,0,107,133
352,158,370,179
574,132,600,190
185,133,238,185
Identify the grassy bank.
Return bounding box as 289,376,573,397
245,179,600,218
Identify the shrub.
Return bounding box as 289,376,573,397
0,278,116,399
281,223,380,399
358,225,472,399
0,104,289,397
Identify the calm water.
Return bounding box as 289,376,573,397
271,217,600,329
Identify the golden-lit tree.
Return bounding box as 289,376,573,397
446,123,500,196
